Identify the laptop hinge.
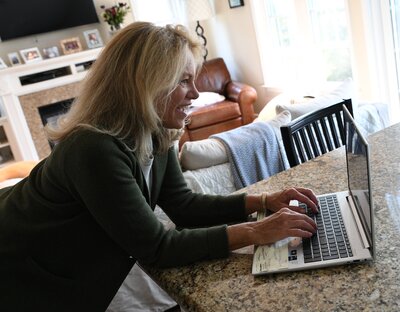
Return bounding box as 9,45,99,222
347,195,370,249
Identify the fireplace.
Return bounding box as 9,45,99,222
18,82,81,159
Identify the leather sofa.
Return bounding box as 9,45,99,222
179,57,257,148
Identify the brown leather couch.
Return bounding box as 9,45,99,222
179,57,257,148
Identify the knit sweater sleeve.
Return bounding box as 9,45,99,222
57,130,234,268
156,147,247,227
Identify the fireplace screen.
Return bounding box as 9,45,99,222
38,98,74,149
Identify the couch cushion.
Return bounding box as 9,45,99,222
274,78,355,119
180,138,228,170
254,109,291,140
186,100,241,129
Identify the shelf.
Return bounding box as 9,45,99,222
0,48,101,162
0,145,14,165
19,66,72,86
0,48,102,96
0,142,10,149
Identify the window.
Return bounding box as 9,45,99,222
258,0,351,92
251,0,400,123
306,0,352,81
130,0,184,25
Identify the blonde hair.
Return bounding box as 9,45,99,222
46,22,203,163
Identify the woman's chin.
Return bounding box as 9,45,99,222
163,119,185,129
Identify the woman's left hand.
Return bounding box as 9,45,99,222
265,187,319,214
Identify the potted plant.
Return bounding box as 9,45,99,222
100,2,131,31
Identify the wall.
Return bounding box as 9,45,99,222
194,1,277,112
0,0,134,67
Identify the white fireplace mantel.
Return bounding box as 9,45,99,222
0,48,101,163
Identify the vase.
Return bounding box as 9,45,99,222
113,24,122,31
109,24,123,36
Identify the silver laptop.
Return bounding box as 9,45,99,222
252,105,375,275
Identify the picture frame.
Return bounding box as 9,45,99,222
60,37,82,55
19,47,43,63
42,46,60,59
228,0,244,8
83,29,104,49
0,57,7,69
7,52,22,66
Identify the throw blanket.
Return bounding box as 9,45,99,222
211,122,288,189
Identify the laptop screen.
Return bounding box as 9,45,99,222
344,106,374,251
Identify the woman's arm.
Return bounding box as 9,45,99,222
235,187,320,250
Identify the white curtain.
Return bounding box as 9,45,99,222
130,0,186,25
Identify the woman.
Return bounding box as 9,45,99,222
0,22,318,312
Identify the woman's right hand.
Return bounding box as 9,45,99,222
227,207,317,250
250,208,317,246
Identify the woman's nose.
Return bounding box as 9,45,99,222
189,83,199,99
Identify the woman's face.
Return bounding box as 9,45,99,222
161,54,199,129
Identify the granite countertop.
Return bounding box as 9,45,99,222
146,123,400,312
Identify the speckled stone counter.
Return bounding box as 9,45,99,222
146,123,400,312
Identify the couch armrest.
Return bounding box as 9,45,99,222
226,81,257,124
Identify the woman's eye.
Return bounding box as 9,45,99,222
180,79,189,86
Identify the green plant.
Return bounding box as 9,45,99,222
100,2,130,30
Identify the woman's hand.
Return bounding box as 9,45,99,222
250,208,317,246
266,187,319,214
227,207,317,250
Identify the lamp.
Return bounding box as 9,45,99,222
184,0,214,60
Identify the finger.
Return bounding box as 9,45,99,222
278,209,317,230
296,187,319,205
287,204,306,214
286,229,314,238
291,187,319,213
290,219,317,233
286,211,317,230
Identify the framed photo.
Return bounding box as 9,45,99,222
7,52,22,66
0,57,7,69
228,0,244,8
60,37,82,55
42,46,60,59
83,29,104,49
19,47,43,63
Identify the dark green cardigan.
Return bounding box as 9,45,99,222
0,129,247,312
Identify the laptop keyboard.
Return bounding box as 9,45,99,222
302,194,353,263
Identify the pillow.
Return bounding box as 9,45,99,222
254,109,291,140
180,110,292,170
254,109,291,126
275,78,355,119
180,138,228,170
190,92,225,107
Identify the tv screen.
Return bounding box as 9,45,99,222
0,0,99,41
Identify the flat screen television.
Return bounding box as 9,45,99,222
0,0,100,41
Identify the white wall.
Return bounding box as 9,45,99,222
197,1,270,112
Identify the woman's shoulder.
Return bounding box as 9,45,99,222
49,128,138,170
66,128,124,149
53,128,131,160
